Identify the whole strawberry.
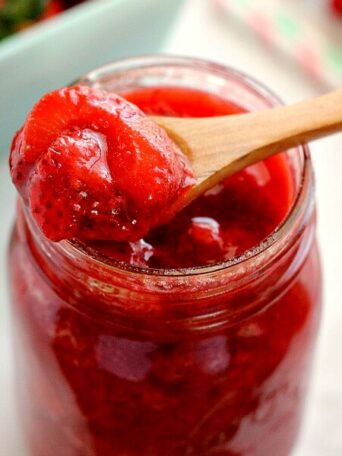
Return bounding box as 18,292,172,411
10,86,194,242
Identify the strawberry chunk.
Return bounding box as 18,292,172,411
10,86,194,241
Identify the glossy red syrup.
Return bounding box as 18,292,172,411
86,87,294,268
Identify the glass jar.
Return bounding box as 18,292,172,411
8,56,322,456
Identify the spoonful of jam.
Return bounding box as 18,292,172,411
10,85,342,242
10,86,194,242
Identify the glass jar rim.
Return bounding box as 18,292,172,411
63,54,313,278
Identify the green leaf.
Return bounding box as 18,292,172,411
0,18,14,40
0,0,50,23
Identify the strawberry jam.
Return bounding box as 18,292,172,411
8,57,322,456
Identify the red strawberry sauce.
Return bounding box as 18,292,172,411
9,82,321,455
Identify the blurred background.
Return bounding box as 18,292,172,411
1,0,342,454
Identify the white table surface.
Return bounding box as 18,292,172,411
1,0,342,454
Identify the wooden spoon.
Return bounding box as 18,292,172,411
151,89,342,214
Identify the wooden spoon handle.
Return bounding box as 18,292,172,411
231,87,342,156
152,88,342,185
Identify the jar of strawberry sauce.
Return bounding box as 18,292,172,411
8,56,322,455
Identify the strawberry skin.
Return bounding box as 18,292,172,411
10,86,194,242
